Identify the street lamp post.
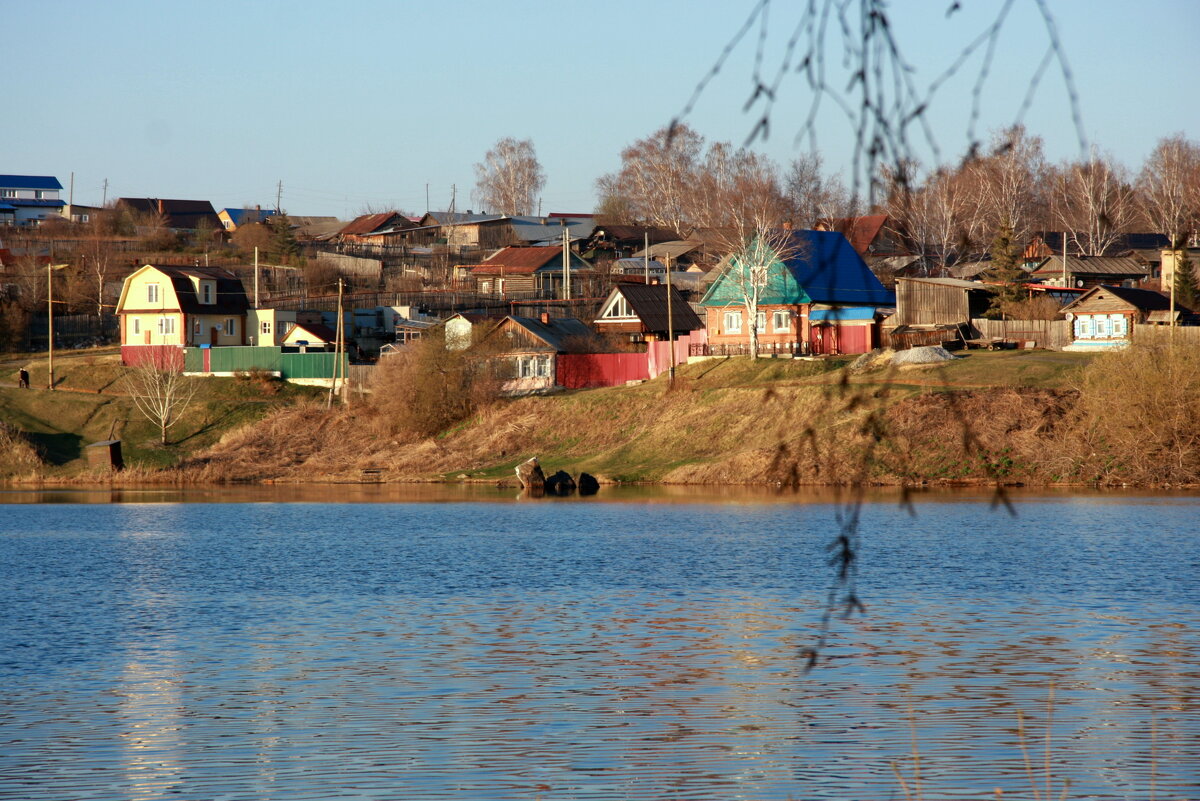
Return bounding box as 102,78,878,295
46,263,70,390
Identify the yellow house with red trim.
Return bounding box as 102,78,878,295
116,264,250,365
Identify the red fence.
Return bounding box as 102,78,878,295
121,345,184,371
557,353,650,389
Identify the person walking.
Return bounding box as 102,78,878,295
17,368,30,389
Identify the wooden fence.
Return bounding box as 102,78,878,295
968,318,1072,350
1132,326,1200,346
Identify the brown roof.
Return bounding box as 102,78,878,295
288,322,338,343
816,215,889,256
471,246,565,275
1030,255,1149,277
338,212,406,237
116,198,222,231
608,283,704,334
1062,285,1190,314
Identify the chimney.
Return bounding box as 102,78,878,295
540,312,550,325
157,199,164,215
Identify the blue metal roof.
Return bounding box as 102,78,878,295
0,175,63,190
4,198,65,208
221,207,277,226
782,230,895,306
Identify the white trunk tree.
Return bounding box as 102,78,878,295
473,137,546,216
123,352,197,445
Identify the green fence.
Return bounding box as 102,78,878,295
184,347,346,380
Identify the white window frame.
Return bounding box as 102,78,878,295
193,318,201,336
200,282,214,304
755,311,767,333
261,320,272,335
158,316,175,335
1111,314,1127,337
225,318,236,337
723,310,742,333
1095,316,1109,338
772,309,791,332
147,283,160,304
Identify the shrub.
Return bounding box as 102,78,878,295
0,421,43,476
1066,341,1200,484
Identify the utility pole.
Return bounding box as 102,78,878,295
254,246,260,308
644,232,649,284
69,172,74,215
425,183,430,213
276,180,283,213
562,225,570,301
666,255,676,386
328,278,345,407
101,178,108,207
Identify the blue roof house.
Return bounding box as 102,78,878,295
699,229,895,356
0,175,66,227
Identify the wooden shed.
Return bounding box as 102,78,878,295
85,440,124,471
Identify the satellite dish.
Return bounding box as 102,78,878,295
1076,279,1084,288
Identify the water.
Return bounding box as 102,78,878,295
1,488,1197,800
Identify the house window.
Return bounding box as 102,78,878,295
604,296,634,318
0,190,14,199
200,282,213,304
261,320,272,335
1111,314,1127,337
1079,315,1094,339
518,355,551,379
225,318,236,337
147,283,160,303
723,311,742,333
193,319,201,336
772,310,791,332
755,311,767,332
1095,316,1110,338
132,318,141,335
158,317,175,335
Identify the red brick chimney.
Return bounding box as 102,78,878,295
540,312,550,324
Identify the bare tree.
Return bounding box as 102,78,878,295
967,126,1047,249
1051,150,1137,256
715,223,803,361
123,350,197,446
595,124,704,236
473,138,545,216
785,153,858,227
1138,134,1200,248
885,164,980,275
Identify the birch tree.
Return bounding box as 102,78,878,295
473,137,546,216
123,351,197,445
594,124,704,236
1137,134,1200,248
1051,150,1137,256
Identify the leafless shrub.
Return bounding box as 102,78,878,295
0,421,43,476
1066,341,1200,485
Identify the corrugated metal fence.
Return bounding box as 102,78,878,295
183,346,346,380
557,353,650,389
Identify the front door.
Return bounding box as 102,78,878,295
211,327,219,346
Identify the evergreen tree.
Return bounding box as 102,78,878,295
985,224,1025,317
1174,253,1198,311
268,213,299,264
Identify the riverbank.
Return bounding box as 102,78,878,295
5,344,1199,488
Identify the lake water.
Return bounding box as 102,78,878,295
1,487,1197,800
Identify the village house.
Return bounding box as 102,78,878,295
1060,285,1193,351
335,212,413,245
475,314,601,394
594,283,704,345
887,276,995,348
1027,255,1150,289
460,246,592,298
0,175,66,227
116,264,249,366
699,229,895,356
217,207,277,231
115,198,223,233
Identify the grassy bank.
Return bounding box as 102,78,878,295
7,345,1198,488
0,347,321,480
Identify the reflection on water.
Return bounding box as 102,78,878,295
0,494,1197,799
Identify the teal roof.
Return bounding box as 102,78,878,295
700,252,812,307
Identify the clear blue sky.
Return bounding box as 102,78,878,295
8,0,1198,219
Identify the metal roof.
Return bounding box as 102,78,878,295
505,316,598,352
1031,255,1149,276
899,276,990,290
0,175,62,190
601,284,704,334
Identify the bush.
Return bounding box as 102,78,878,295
0,421,43,476
1066,342,1200,484
370,330,500,438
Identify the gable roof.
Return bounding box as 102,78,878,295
599,284,704,333
118,264,249,315
1029,255,1149,277
285,322,338,344
501,316,598,352
815,214,889,255
0,175,62,190
421,211,504,226
220,207,277,227
701,230,894,308
338,212,408,237
116,198,222,231
472,246,587,275
1061,285,1189,315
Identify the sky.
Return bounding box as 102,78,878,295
7,0,1199,220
